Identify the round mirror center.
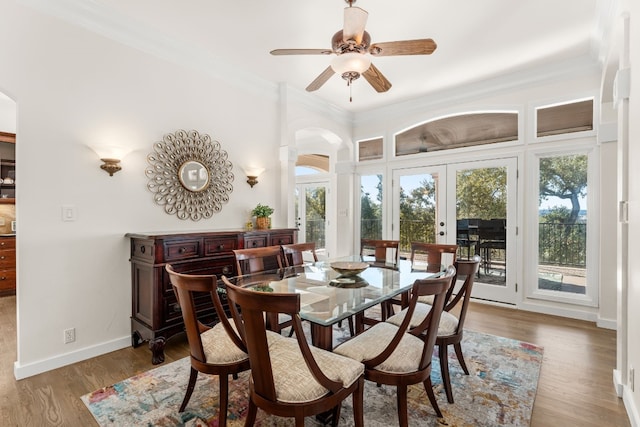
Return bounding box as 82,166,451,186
179,160,210,192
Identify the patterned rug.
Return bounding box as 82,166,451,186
81,329,543,426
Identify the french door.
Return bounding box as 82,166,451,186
392,158,518,304
295,182,328,258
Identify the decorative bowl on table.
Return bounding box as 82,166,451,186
329,276,369,288
330,261,369,277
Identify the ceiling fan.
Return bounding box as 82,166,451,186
270,0,437,101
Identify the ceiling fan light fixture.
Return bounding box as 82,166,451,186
331,52,371,74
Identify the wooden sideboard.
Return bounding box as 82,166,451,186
126,228,297,364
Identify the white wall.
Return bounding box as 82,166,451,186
0,2,282,378
0,94,16,133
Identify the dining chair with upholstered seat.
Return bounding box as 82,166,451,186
333,266,456,426
385,256,480,403
383,242,458,318
233,245,285,275
281,242,319,267
222,276,365,427
360,238,400,266
410,242,458,273
165,265,250,426
359,239,400,323
232,246,291,334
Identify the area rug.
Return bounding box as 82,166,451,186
81,330,543,426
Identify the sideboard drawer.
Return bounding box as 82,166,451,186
270,233,294,246
0,250,15,269
204,236,238,256
165,239,201,261
0,238,15,250
0,269,16,290
245,236,267,248
131,239,155,262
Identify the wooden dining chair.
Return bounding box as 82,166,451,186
221,276,366,427
165,265,250,426
382,242,458,318
410,242,458,273
333,266,456,426
385,256,480,403
360,238,400,266
359,239,400,323
233,245,284,275
232,246,290,334
281,242,318,267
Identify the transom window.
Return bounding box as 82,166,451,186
394,112,518,156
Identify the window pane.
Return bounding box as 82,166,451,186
538,154,587,294
536,99,593,137
359,138,383,161
456,167,507,284
305,186,326,249
395,112,518,156
399,173,437,252
360,174,382,239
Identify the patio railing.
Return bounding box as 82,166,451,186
346,219,586,268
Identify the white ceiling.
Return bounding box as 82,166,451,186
25,0,612,113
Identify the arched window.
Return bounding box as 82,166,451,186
395,112,519,156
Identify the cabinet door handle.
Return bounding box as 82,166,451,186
222,266,231,275
0,256,4,260
0,242,5,246
140,245,146,254
0,276,5,280
179,247,187,254
218,244,225,250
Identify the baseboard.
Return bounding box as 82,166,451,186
623,385,640,427
614,369,624,397
13,335,131,380
597,316,618,330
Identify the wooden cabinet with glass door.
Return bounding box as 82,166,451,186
0,132,15,203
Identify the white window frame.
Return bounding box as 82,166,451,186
524,139,600,307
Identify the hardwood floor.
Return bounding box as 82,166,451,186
0,295,631,426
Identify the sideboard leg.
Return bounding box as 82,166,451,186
149,337,166,364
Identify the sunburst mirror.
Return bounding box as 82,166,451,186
145,129,234,221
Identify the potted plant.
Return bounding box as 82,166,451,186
252,203,274,229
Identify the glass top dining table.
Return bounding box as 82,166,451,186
225,256,443,350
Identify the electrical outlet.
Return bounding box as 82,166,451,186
631,366,635,392
64,328,75,344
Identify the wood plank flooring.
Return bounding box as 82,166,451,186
0,295,631,426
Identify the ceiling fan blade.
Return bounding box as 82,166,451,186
362,63,392,93
271,49,333,56
306,66,336,92
369,39,437,56
343,6,368,44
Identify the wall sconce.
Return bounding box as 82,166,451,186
244,167,265,188
91,145,129,177
100,158,122,176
